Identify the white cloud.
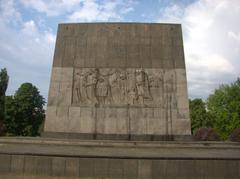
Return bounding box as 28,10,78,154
21,20,38,36
158,0,240,99
0,0,21,24
20,0,135,22
0,1,55,98
20,0,81,16
228,31,240,41
68,0,133,22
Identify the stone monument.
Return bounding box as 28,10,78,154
43,23,191,139
1,23,239,179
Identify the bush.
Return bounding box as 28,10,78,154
0,120,5,136
229,128,240,142
194,128,220,141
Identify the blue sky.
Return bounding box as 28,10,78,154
0,0,240,101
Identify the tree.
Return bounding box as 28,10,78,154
0,68,9,135
189,98,213,133
207,78,240,140
4,83,45,136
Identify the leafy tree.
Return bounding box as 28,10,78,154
189,98,213,133
207,78,240,140
0,68,9,135
5,83,45,136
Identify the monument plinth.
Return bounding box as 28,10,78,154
43,23,191,139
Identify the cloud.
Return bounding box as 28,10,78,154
228,31,240,41
158,0,240,99
20,0,136,21
20,0,81,16
0,0,55,98
68,0,120,21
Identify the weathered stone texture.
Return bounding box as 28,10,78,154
44,23,191,138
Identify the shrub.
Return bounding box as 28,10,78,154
229,128,240,142
194,127,220,141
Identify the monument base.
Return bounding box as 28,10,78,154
0,137,239,178
42,131,193,141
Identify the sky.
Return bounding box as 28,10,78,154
0,0,240,101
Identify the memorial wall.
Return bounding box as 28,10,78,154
44,23,191,138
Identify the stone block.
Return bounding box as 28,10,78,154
177,95,189,109
75,37,87,68
44,106,57,132
60,67,74,82
47,81,59,106
103,107,117,134
175,69,187,84
62,38,75,67
116,108,128,134
85,35,97,67
152,160,167,179
50,67,62,82
68,107,81,133
172,118,191,135
96,107,105,134
139,44,151,68
55,106,69,132
24,156,38,174
145,108,155,135
123,159,138,179
35,156,52,176
177,108,190,120
80,107,96,133
93,158,109,177
59,24,76,37
129,108,147,135
151,58,163,68
138,160,152,179
153,108,166,135
11,155,24,173
126,44,140,68
173,46,185,68
0,154,11,173
57,81,72,106
79,158,94,177
53,37,64,67
162,59,175,69
108,159,123,178
65,158,79,176
52,157,65,176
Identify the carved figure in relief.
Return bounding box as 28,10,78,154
149,70,164,107
108,69,121,104
119,71,128,104
128,87,137,105
135,68,152,105
108,69,128,105
96,76,109,105
75,72,87,103
85,69,98,105
126,70,137,105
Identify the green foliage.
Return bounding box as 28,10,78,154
0,68,9,97
4,83,45,136
189,98,213,133
0,68,9,135
207,78,240,140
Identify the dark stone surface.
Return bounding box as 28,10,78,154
53,23,185,69
41,131,193,141
0,154,11,173
0,137,240,178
